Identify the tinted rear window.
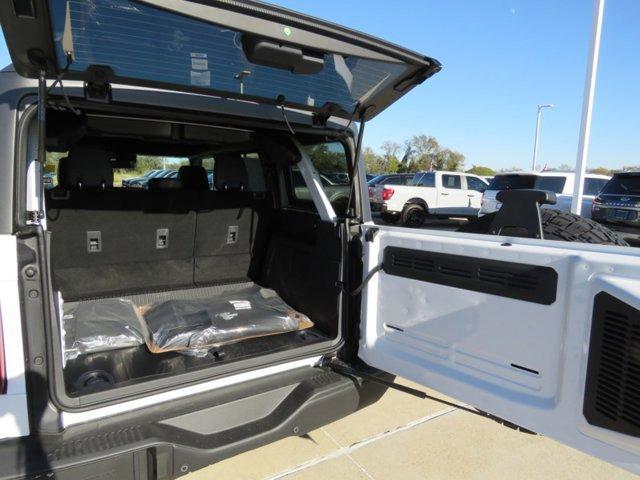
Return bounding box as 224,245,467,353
411,172,435,187
534,176,566,194
487,175,536,190
383,176,412,185
583,178,608,196
487,174,566,193
602,175,640,195
51,0,407,113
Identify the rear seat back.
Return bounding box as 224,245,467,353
194,154,263,285
46,149,269,299
46,148,196,299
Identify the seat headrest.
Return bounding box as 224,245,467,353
214,154,248,191
147,178,183,190
58,145,113,189
178,165,209,190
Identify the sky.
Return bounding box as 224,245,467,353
0,0,638,171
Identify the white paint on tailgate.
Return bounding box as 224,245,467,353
360,224,640,474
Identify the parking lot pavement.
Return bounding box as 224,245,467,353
184,378,634,480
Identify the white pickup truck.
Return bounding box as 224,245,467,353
373,171,489,227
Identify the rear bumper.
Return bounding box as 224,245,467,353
379,204,400,215
592,206,640,228
0,365,390,480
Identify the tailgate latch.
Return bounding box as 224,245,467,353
84,65,114,103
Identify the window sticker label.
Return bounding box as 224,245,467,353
190,70,211,86
190,52,209,70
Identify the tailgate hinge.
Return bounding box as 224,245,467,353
364,227,379,242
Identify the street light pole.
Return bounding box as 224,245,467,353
571,0,605,216
531,104,554,171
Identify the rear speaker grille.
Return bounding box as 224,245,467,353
584,292,640,436
383,247,557,304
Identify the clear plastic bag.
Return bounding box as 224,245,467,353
63,298,146,361
140,285,313,355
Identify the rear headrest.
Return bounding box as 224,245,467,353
178,165,209,190
147,178,183,190
58,145,113,189
214,154,248,191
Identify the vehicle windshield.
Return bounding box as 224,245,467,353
601,175,640,195
50,0,408,113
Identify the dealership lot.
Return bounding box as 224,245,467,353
185,378,633,480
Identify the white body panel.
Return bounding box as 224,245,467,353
381,172,487,218
0,235,29,439
360,224,640,474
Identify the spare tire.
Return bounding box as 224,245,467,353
459,209,628,246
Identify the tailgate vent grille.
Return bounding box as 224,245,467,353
390,250,435,273
477,267,539,291
382,246,557,305
584,292,640,437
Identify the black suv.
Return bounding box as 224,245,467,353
592,172,640,230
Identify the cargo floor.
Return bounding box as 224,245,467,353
62,282,330,396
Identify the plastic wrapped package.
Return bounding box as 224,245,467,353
63,298,146,361
140,285,313,355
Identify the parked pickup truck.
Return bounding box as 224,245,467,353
376,171,488,227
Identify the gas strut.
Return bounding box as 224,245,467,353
328,362,536,434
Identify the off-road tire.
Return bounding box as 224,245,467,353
381,212,400,224
459,209,628,246
401,203,427,228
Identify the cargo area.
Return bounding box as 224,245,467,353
43,115,346,398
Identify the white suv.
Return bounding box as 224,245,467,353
480,172,610,218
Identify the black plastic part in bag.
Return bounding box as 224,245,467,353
142,285,313,355
63,298,146,361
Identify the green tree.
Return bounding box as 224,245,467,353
303,144,345,173
466,165,495,176
363,147,385,174
386,156,400,173
380,141,401,173
136,155,164,173
406,134,439,172
434,148,465,171
588,166,613,176
555,163,573,172
398,135,465,172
